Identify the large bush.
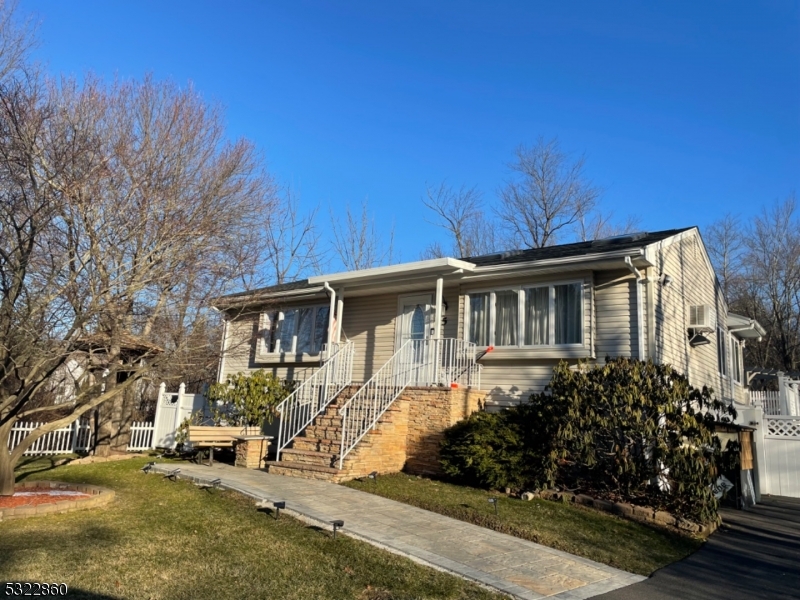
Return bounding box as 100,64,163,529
207,370,294,427
440,358,735,523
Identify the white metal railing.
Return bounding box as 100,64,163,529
338,338,478,468
128,421,155,451
8,420,94,455
275,341,355,461
750,390,781,415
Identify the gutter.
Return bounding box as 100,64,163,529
624,256,646,361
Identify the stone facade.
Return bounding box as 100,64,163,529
340,387,486,480
234,436,271,470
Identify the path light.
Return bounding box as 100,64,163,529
331,520,344,539
196,478,221,491
488,497,498,515
141,462,155,473
273,501,285,520
368,471,378,482
165,468,180,480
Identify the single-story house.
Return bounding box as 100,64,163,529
213,227,765,479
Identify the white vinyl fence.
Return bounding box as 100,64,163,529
749,390,781,415
762,416,800,498
8,383,204,457
7,420,94,456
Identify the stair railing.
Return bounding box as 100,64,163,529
337,338,477,468
275,341,354,461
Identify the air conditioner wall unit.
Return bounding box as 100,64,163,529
688,304,715,332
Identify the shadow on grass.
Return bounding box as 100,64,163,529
0,524,119,572
14,455,80,483
64,589,122,600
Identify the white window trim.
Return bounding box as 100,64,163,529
260,304,329,357
464,278,586,350
717,326,729,380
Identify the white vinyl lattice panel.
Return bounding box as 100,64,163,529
766,417,800,439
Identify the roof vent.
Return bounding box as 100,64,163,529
591,232,648,247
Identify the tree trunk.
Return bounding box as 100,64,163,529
0,447,15,496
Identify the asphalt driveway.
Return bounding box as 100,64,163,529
594,496,800,600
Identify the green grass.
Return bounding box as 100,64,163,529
343,473,701,576
2,457,502,600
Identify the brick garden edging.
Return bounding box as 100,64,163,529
0,480,115,521
535,489,719,535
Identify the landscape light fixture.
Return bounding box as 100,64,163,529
196,477,222,491
165,468,180,480
141,462,155,473
331,520,344,539
488,497,498,515
368,471,378,482
273,501,286,519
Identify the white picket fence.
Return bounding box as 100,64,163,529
128,421,156,451
750,390,781,415
7,420,94,456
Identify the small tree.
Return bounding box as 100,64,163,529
206,370,291,427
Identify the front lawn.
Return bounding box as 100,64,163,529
344,473,701,576
1,457,501,600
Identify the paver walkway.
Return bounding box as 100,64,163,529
150,463,643,599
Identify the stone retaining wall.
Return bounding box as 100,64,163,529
537,489,718,535
341,387,485,480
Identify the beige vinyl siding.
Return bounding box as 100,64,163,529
652,231,735,402
220,309,319,383
339,293,398,382
594,269,640,361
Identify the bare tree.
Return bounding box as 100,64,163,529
497,137,601,248
577,211,641,242
262,186,324,284
330,200,394,270
705,213,744,299
0,67,276,493
421,182,497,257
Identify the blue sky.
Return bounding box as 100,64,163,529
23,1,800,269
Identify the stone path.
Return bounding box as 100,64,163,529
150,463,644,599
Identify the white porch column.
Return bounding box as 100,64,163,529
336,289,344,343
434,277,444,339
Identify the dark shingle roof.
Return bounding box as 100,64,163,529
217,228,695,307
464,228,693,267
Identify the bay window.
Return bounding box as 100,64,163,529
262,304,330,355
467,281,584,348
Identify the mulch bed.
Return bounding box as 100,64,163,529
0,490,90,509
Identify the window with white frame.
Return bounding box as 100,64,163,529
717,327,728,377
731,336,742,384
466,282,583,348
262,305,330,355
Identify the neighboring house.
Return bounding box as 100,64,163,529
213,227,765,480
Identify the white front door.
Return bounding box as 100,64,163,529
396,294,433,349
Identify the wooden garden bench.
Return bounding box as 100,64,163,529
187,425,261,465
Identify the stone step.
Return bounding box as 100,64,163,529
264,460,342,482
304,425,343,440
313,415,343,427
291,437,342,453
279,448,338,468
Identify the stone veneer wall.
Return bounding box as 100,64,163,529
340,387,486,481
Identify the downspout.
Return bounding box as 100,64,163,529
624,257,646,361
214,308,229,384
323,282,336,352
645,267,656,361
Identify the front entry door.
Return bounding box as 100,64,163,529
396,294,433,349
396,294,434,385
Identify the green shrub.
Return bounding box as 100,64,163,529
440,358,735,523
206,370,293,427
440,411,529,490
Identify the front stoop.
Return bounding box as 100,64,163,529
265,386,361,482
266,385,486,483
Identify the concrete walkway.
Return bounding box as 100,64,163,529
150,463,643,599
